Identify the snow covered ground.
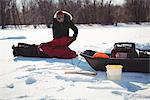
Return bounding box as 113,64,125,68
0,24,150,100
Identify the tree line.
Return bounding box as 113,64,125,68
0,0,150,29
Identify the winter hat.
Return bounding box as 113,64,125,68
57,10,64,16
54,10,73,20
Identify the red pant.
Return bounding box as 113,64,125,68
39,36,77,59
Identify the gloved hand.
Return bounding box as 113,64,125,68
72,34,77,42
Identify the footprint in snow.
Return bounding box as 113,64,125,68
16,95,29,98
6,83,14,88
25,77,37,85
112,91,150,99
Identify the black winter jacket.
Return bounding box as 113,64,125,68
52,14,78,39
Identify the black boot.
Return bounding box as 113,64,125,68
12,43,39,57
12,45,21,57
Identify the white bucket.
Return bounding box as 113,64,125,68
105,65,123,80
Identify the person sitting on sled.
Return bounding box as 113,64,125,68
38,10,78,58
12,10,78,59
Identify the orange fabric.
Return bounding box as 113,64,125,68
92,52,109,58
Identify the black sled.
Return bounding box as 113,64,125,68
80,42,150,73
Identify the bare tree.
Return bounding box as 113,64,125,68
0,0,9,29
37,0,54,28
10,0,21,28
21,0,27,25
145,0,150,22
29,0,39,28
125,0,148,24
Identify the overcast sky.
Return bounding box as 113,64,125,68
112,0,125,5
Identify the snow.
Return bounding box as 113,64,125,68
0,24,150,100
